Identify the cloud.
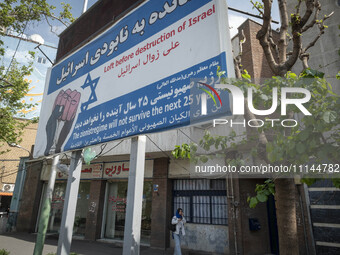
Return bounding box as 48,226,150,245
4,49,33,63
228,14,247,38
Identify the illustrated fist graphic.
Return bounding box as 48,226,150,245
53,89,81,121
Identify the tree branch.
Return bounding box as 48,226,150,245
278,0,289,63
300,0,316,27
257,0,332,76
244,99,270,164
234,30,246,79
304,11,334,52
304,31,323,53
300,8,334,69
0,77,15,88
301,1,321,34
268,26,279,59
283,12,302,75
295,0,302,15
42,12,70,27
250,0,264,16
44,15,60,35
257,0,279,74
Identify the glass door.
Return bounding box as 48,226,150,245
104,181,152,243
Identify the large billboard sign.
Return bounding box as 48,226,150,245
34,0,234,158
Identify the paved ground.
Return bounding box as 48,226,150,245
0,232,173,255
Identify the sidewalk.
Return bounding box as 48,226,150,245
0,232,172,255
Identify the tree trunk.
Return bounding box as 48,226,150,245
274,178,299,255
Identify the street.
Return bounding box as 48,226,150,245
0,233,171,255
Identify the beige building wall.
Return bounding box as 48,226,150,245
0,119,38,189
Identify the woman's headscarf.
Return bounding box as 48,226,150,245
176,208,183,219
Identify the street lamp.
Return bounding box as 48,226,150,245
7,143,32,158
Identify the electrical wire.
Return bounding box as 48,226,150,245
0,139,122,179
0,158,47,179
61,153,70,161
1,133,194,180
4,12,31,77
96,140,124,158
146,134,190,174
95,143,108,158
0,169,20,179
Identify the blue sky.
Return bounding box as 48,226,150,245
24,0,280,46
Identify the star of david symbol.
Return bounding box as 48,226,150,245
80,74,100,112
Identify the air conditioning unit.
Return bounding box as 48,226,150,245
2,184,15,192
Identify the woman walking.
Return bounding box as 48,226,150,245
172,208,186,255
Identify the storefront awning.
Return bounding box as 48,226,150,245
0,192,13,196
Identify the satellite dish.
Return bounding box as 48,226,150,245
29,34,45,45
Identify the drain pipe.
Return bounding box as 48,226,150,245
226,172,239,254
297,184,311,254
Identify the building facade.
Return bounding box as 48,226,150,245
16,1,322,254
0,121,37,212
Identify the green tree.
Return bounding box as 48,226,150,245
173,69,340,255
173,1,338,254
0,0,74,152
250,1,336,254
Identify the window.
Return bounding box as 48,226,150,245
37,56,46,64
46,181,91,236
173,179,228,225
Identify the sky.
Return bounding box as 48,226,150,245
24,0,280,46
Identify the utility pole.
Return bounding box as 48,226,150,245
33,155,59,255
82,0,88,14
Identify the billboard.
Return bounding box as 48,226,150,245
34,0,234,158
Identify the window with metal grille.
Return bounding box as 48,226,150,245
173,179,228,225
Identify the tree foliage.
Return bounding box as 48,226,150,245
0,0,74,34
172,67,340,201
0,0,74,152
0,58,34,152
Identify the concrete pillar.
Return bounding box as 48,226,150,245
150,157,171,250
122,136,146,255
57,150,82,255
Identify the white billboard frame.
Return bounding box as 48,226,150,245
34,0,234,158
